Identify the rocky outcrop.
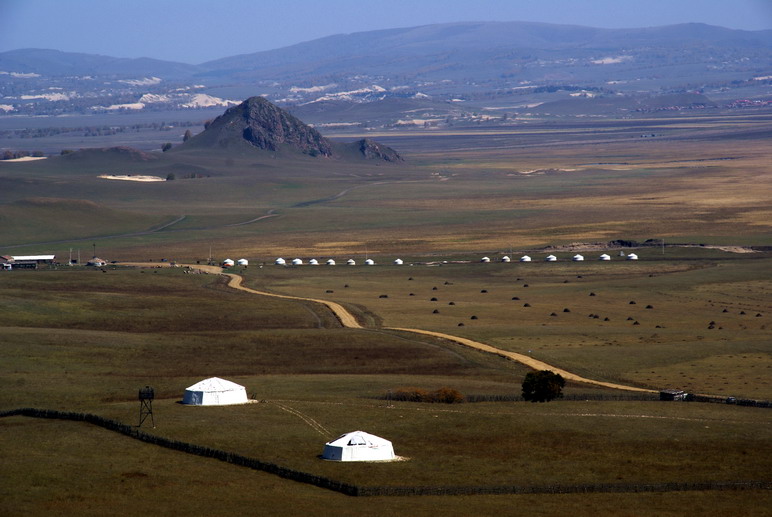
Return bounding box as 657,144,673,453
355,138,403,162
203,96,333,156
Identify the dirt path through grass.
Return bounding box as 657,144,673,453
126,263,654,393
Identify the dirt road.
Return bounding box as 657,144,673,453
124,262,654,393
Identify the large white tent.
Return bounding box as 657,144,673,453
182,377,248,406
322,431,396,462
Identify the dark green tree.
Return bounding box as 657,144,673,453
522,370,565,402
161,142,172,152
182,129,192,142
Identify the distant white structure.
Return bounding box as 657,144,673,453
88,257,107,267
182,377,248,406
322,431,396,462
326,259,336,266
393,258,404,265
292,258,303,266
308,259,319,265
627,253,639,260
520,255,532,262
274,257,286,266
347,259,356,265
222,258,235,267
572,254,584,261
237,258,249,266
599,253,611,261
501,256,511,263
480,256,491,263
545,254,557,262
364,258,375,266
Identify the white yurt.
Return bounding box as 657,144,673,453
347,259,356,266
627,253,639,261
599,253,611,261
545,254,557,262
326,259,336,266
182,377,248,406
573,254,584,262
501,256,511,263
275,257,286,266
322,431,396,462
237,258,249,266
520,255,532,262
309,259,320,265
222,258,235,267
393,258,404,265
480,256,491,263
364,259,375,266
292,258,303,266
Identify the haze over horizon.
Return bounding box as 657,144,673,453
1,0,771,64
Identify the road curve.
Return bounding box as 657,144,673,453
123,262,653,393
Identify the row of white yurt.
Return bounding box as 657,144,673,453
479,253,640,262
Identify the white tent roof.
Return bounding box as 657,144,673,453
393,258,403,265
326,259,336,265
627,253,639,260
11,255,55,261
480,256,490,263
501,256,511,262
520,255,532,262
275,257,286,265
309,259,319,265
364,259,375,265
182,377,248,406
292,258,303,265
347,259,356,265
237,258,249,265
573,254,584,261
599,253,611,260
322,430,395,462
545,254,557,261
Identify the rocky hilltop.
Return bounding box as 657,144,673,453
188,96,401,161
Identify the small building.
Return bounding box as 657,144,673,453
2,254,56,269
364,259,375,266
520,255,532,262
237,258,249,266
326,259,336,266
222,258,235,267
480,256,491,263
87,257,107,267
292,258,303,266
501,256,511,263
660,389,688,401
572,254,584,262
393,258,404,265
308,259,320,265
627,253,639,261
182,377,249,406
346,259,356,266
599,253,611,261
545,254,557,262
322,431,396,462
274,257,286,266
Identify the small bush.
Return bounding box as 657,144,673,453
387,387,464,403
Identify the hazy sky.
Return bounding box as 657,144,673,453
1,0,771,64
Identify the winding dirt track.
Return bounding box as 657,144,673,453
128,263,654,393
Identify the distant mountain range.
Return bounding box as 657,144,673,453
1,21,770,121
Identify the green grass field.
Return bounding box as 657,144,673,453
1,115,771,515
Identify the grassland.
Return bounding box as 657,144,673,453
2,113,771,258
1,114,771,515
1,265,770,515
